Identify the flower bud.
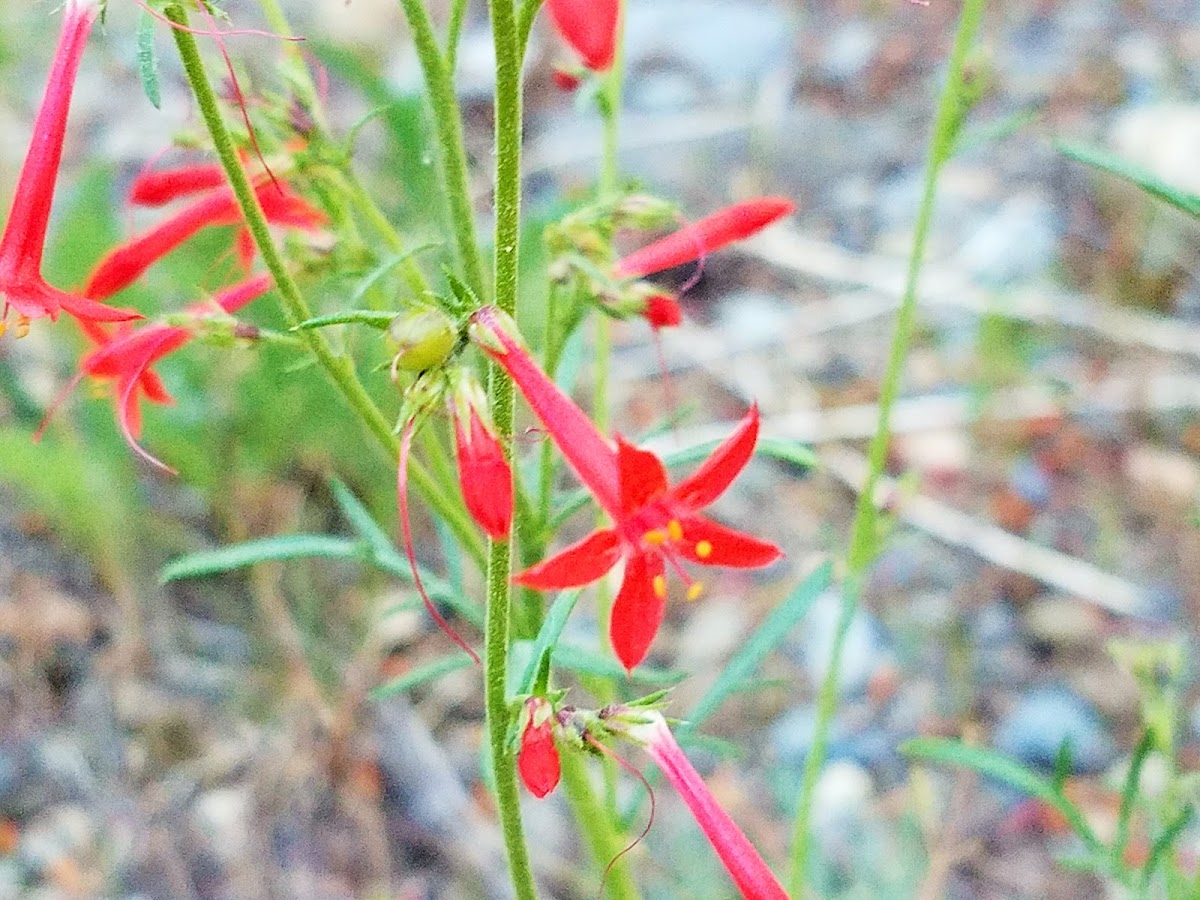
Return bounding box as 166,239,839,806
448,369,512,540
518,697,561,799
387,307,457,373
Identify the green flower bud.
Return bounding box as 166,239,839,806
387,308,457,373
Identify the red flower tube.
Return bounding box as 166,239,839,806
470,306,781,671
0,0,138,330
629,713,787,900
546,0,620,72
614,197,795,279
129,163,229,207
84,181,326,300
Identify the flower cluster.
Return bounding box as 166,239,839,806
5,1,324,468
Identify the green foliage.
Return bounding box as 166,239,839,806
1059,141,1200,220
161,535,365,583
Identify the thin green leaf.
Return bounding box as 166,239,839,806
331,477,395,558
1141,806,1194,887
1053,739,1074,793
1114,730,1155,871
290,310,397,332
161,535,362,583
370,655,474,699
516,589,582,695
136,10,161,110
349,244,441,307
902,738,1105,854
553,642,688,686
684,561,832,731
1058,141,1200,220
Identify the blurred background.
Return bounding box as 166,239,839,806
2,0,1200,897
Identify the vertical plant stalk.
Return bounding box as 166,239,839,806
396,0,489,303
485,1,537,898
786,0,986,895
559,754,640,900
167,6,486,570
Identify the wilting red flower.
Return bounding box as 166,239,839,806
628,712,787,899
517,697,561,798
84,180,326,300
449,370,513,541
0,0,138,331
62,274,272,471
614,197,795,279
470,306,781,671
546,0,620,72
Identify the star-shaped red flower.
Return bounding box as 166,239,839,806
470,306,781,672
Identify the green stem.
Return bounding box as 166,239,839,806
597,2,626,199
446,0,469,72
560,754,640,900
786,1,985,895
396,0,489,302
516,0,547,54
168,6,485,571
483,0,536,897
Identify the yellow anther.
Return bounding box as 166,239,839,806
652,575,667,599
644,529,666,546
15,316,30,339
695,540,713,559
667,520,683,542
686,582,705,602
0,321,7,339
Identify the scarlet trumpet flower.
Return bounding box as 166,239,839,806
470,306,781,671
545,0,620,72
628,712,787,900
614,197,795,280
57,274,273,472
517,697,561,799
0,0,138,331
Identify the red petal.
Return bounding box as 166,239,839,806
617,436,669,517
546,0,620,71
513,529,621,590
671,405,760,510
676,515,782,569
610,551,667,673
129,163,227,206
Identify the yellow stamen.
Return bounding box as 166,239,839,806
644,529,666,546
0,321,7,339
15,316,30,339
667,519,683,542
652,575,667,598
695,540,713,559
686,582,704,602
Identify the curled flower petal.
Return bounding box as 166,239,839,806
129,163,228,206
617,435,669,518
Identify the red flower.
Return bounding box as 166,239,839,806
65,274,272,471
546,0,620,72
129,163,228,206
0,0,138,331
84,180,326,300
629,712,787,899
449,370,513,541
613,197,795,279
470,307,781,672
517,698,561,799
